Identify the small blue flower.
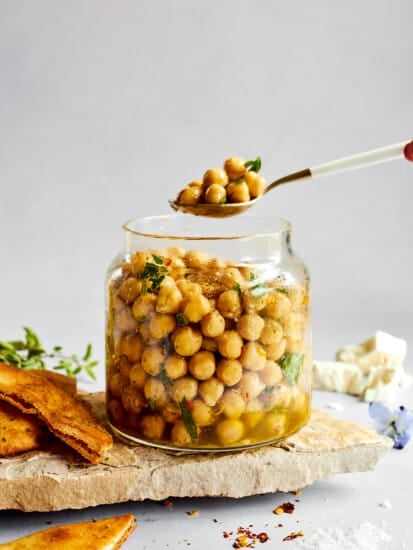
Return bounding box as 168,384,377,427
369,402,413,449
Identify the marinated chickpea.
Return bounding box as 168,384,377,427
243,399,264,429
200,310,225,337
240,341,267,371
226,181,250,203
164,354,187,379
201,337,218,352
178,185,202,205
171,326,203,356
217,289,242,319
183,293,211,323
188,350,216,380
149,313,176,339
161,402,181,423
216,358,243,387
224,156,246,180
263,411,287,436
219,267,244,287
216,418,245,445
170,377,198,403
185,250,210,268
129,363,148,389
236,371,265,401
118,277,142,304
121,385,145,414
204,183,227,204
216,330,243,359
219,389,246,419
117,334,144,363
265,338,287,361
237,313,265,341
144,377,167,408
139,322,158,346
199,377,225,407
191,399,213,426
244,171,266,199
171,419,197,446
281,312,306,340
109,372,129,398
263,291,291,319
259,319,284,346
242,290,268,313
132,294,157,321
108,399,126,425
141,346,167,376
114,308,138,332
130,251,152,276
176,279,202,296
141,414,165,440
202,168,229,189
156,284,183,314
259,360,284,386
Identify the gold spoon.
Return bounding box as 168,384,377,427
170,139,413,218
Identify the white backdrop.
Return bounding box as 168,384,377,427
1,0,412,388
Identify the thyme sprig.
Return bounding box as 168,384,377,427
0,327,98,380
140,255,168,295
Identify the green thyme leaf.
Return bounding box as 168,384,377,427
176,312,189,326
277,287,289,294
140,261,168,293
244,157,262,173
159,365,172,388
152,254,164,265
179,398,198,442
232,283,242,295
279,353,304,386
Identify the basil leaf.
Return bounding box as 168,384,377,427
279,353,304,386
179,398,198,442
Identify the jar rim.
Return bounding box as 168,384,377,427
123,214,292,241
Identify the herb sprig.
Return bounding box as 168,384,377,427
140,255,168,294
244,157,262,173
0,327,98,380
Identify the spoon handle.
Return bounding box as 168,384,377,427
310,140,411,178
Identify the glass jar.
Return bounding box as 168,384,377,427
105,214,311,451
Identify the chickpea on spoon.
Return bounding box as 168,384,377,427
170,140,413,218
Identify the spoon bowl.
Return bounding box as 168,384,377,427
170,140,412,218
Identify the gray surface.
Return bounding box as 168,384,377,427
0,1,412,548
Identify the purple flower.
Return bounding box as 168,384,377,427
369,402,413,449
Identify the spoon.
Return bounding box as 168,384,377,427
170,139,413,218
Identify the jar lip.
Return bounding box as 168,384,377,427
123,214,292,241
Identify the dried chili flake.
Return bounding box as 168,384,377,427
163,500,173,509
273,502,295,515
282,530,304,542
291,489,301,495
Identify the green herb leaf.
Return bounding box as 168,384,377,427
176,312,189,326
140,261,168,293
152,254,164,265
264,385,275,393
244,157,262,173
179,398,198,442
277,287,289,295
278,353,304,386
232,283,242,295
159,365,172,388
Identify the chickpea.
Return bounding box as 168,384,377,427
129,363,148,389
204,183,227,204
243,399,265,430
219,267,244,287
117,334,144,364
171,326,203,356
226,181,250,203
200,310,225,338
156,284,183,314
259,360,284,386
141,414,165,440
265,338,287,361
183,293,211,323
176,279,202,296
167,257,186,280
240,341,266,371
216,418,245,446
261,384,292,410
188,180,202,188
288,287,308,309
130,251,152,276
139,322,158,346
164,354,187,379
115,355,133,378
171,419,197,446
281,312,306,340
216,330,243,359
191,399,213,427
108,399,126,425
121,385,145,414
167,246,186,258
132,294,157,321
109,372,129,398
188,350,216,381
217,289,242,319
244,171,266,198
219,389,246,419
237,313,265,341
114,308,138,332
178,185,202,205
259,319,284,346
117,277,142,304
202,168,229,189
216,358,243,387
224,156,246,180
198,377,224,407
285,337,306,354
149,313,176,339
237,371,265,401
170,377,198,403
141,346,167,376
185,250,210,268
201,337,218,352
262,291,291,319
144,377,167,408
263,411,287,437
161,402,181,423
242,290,268,313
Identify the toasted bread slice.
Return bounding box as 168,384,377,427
0,363,112,464
0,401,46,456
0,514,136,549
